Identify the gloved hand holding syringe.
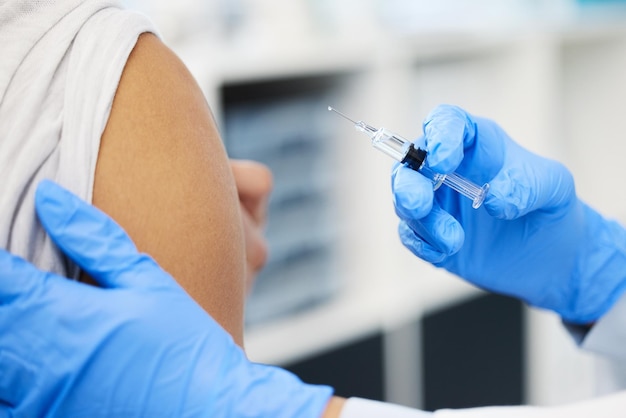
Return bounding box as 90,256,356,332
329,106,490,209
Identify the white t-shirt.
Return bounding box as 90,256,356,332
0,0,155,277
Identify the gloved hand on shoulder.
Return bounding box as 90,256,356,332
392,104,626,324
0,180,333,417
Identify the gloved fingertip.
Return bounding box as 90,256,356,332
426,142,462,174
392,166,433,219
34,180,152,289
390,161,404,183
35,180,79,232
0,250,48,303
422,105,475,173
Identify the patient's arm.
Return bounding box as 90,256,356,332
90,33,246,345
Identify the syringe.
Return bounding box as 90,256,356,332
329,107,489,209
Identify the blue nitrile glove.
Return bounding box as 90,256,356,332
0,180,332,417
392,104,626,324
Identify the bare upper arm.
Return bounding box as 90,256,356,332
90,33,246,344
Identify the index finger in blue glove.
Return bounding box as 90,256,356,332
392,162,434,220
422,104,476,174
392,164,464,262
35,180,171,290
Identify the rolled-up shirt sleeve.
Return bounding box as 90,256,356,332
340,398,433,418
575,292,626,361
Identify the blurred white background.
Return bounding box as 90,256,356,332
123,0,626,411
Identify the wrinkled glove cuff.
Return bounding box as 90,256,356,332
565,202,626,324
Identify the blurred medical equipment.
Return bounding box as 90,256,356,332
329,107,489,209
224,92,340,326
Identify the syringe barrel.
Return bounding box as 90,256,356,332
361,124,490,209
370,127,412,162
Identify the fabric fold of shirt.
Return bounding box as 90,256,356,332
0,0,156,277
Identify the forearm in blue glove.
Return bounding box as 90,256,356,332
0,180,333,417
392,104,626,324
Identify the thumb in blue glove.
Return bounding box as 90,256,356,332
393,104,626,324
0,179,333,417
